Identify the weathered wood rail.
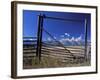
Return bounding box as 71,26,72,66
23,42,91,64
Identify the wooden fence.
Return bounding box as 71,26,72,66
23,41,91,65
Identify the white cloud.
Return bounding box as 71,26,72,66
64,33,70,37
60,33,70,38
47,37,51,41
60,35,82,43
70,37,75,41
75,36,82,42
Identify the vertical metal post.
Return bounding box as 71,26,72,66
36,14,44,63
84,19,88,61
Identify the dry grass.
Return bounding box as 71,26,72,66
23,56,91,69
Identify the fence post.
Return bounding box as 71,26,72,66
36,14,44,63
84,19,88,61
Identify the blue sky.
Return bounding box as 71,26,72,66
23,10,91,42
